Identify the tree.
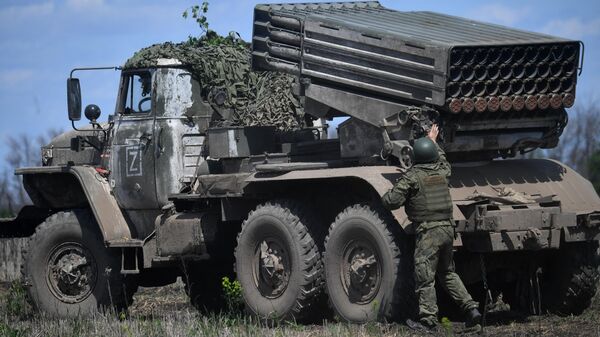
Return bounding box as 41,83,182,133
588,150,600,195
0,128,61,216
546,99,600,177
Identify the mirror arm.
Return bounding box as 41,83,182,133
72,120,109,138
70,66,121,79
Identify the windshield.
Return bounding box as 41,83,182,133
121,71,152,114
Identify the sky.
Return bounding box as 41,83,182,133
0,0,599,170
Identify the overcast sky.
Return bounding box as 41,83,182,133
1,0,599,171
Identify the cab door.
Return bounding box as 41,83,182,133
109,70,159,210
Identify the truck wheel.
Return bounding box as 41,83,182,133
324,204,402,323
235,200,324,321
22,210,136,317
542,243,600,316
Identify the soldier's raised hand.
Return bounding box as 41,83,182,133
428,124,439,143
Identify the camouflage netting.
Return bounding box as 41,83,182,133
123,38,304,131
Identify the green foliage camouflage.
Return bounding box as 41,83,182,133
123,33,304,131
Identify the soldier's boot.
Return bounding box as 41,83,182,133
465,307,482,328
406,318,438,334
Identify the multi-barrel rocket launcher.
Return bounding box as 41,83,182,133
251,1,581,165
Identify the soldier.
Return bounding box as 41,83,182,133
382,124,481,331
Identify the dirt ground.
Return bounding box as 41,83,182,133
1,281,599,337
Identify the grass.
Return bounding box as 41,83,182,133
1,280,599,337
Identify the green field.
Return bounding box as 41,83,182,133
1,281,599,337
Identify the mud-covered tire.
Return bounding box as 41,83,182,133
542,243,600,316
22,210,136,317
324,204,404,323
235,200,324,321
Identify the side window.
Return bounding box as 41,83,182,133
124,72,152,114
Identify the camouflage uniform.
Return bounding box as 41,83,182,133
382,143,478,325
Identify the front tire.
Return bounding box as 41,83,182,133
22,210,136,317
235,200,324,321
324,204,403,323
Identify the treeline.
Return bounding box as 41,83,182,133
530,100,600,192
0,130,61,217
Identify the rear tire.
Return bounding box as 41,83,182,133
324,204,404,323
22,210,136,317
542,243,599,316
235,200,324,321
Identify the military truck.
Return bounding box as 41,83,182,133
1,1,599,322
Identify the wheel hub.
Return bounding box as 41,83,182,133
47,243,97,304
254,239,290,298
342,241,381,304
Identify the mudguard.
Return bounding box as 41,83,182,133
15,166,133,243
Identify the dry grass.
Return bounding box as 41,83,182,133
1,280,599,337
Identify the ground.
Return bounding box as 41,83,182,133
1,280,599,337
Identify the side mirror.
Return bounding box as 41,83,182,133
67,78,82,121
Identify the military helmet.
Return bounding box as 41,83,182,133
413,137,439,164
